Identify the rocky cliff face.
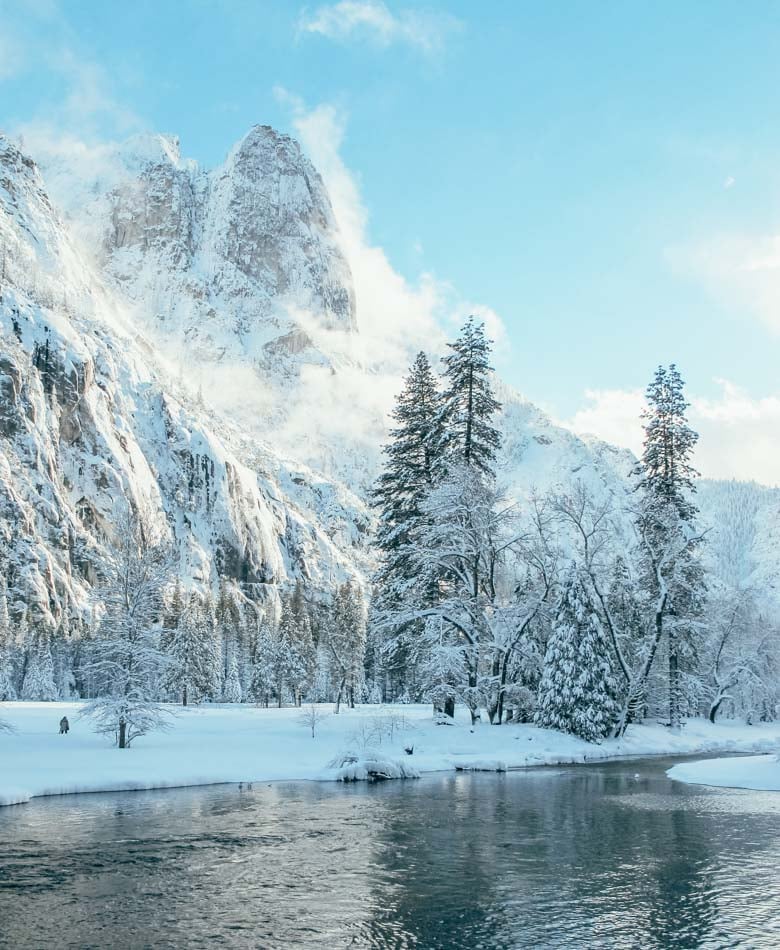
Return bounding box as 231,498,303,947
0,135,369,627
48,126,356,372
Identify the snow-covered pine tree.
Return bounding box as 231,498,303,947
215,577,242,696
534,570,619,742
82,508,172,748
286,582,316,698
633,364,699,524
371,352,442,696
52,598,76,699
410,462,513,723
249,615,275,707
223,651,242,703
324,581,367,712
161,578,184,655
21,628,58,701
633,364,704,729
275,596,310,707
438,317,502,476
161,593,220,706
373,351,441,587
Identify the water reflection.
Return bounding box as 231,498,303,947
1,759,779,949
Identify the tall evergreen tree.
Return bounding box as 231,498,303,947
373,351,442,585
633,364,703,729
249,616,276,707
161,593,220,706
223,651,242,703
633,364,699,524
534,570,619,742
325,582,366,712
371,352,442,696
438,317,502,475
21,628,58,701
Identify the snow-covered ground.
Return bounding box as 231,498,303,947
2,702,780,807
667,754,780,791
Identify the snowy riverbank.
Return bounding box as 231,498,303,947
667,754,780,791
2,701,780,807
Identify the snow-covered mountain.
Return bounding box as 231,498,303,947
0,135,370,627
42,126,356,373
1,125,778,629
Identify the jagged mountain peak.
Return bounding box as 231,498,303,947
33,123,357,374
0,136,370,627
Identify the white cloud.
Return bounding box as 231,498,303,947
566,381,780,487
277,88,483,369
669,230,780,334
265,90,507,478
297,0,461,54
723,175,735,189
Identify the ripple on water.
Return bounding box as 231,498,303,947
1,762,780,949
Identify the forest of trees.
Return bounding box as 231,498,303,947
0,318,778,745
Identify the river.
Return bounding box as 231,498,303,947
1,756,778,948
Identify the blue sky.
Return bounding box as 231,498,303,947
2,1,780,481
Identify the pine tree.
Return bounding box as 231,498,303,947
161,593,220,706
633,364,704,729
249,616,276,706
534,571,619,742
215,578,243,697
275,597,309,707
438,317,502,475
21,628,58,701
633,364,699,524
324,582,367,712
223,651,242,703
371,353,444,697
161,578,185,655
373,352,442,586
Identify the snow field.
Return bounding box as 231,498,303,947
667,754,780,791
3,702,780,807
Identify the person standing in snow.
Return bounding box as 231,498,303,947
59,716,69,734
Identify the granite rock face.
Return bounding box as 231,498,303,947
0,134,369,626
52,126,356,370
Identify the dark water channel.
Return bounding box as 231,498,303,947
1,757,779,949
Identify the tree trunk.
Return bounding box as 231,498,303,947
669,632,680,729
709,697,724,723
118,718,127,749
443,697,455,719
182,684,188,708
335,677,346,714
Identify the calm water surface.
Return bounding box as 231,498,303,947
1,757,779,949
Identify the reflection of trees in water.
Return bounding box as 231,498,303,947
5,768,780,949
357,767,735,949
354,775,516,949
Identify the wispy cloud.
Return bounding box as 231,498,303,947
566,381,780,486
266,88,507,474
2,0,142,161
668,232,780,334
297,1,461,54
